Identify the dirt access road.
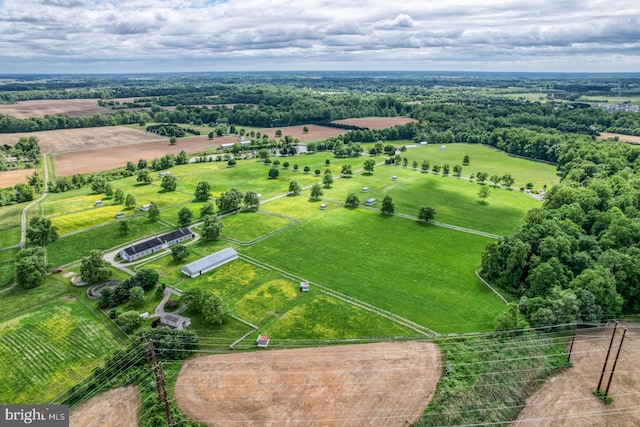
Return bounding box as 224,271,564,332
175,341,441,426
514,326,640,426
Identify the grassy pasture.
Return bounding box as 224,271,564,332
263,293,413,340
0,277,68,320
0,297,121,404
0,201,28,248
401,143,559,189
243,207,504,333
221,210,295,243
327,165,542,235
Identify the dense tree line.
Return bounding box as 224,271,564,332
481,137,640,328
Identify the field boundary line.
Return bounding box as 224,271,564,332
238,253,437,336
475,269,509,304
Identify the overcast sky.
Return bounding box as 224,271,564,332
1,0,639,74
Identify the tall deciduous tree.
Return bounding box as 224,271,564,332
199,202,215,218
418,206,436,223
148,203,160,221
177,207,193,227
478,185,491,204
381,195,395,215
322,172,334,188
289,180,302,195
194,181,212,201
161,174,177,192
202,215,224,241
136,169,152,184
15,247,47,289
216,188,243,212
81,249,112,284
114,188,125,204
125,193,136,210
363,159,376,173
171,245,189,262
310,183,323,200
345,193,359,208
26,216,58,246
244,190,260,210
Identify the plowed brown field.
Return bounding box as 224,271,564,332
514,326,639,427
0,99,110,119
52,124,346,176
175,341,441,427
69,385,140,427
333,117,418,130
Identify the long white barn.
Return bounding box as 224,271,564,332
181,247,239,278
119,228,193,261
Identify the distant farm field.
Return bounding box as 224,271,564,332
333,116,418,129
53,124,346,176
0,99,110,119
598,132,640,145
0,168,33,188
0,126,161,155
0,297,121,404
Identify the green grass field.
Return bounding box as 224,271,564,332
243,207,505,333
0,297,122,404
0,201,28,248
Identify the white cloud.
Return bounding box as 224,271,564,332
0,0,639,72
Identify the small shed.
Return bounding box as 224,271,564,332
362,187,370,193
419,141,427,145
256,335,270,348
440,145,447,150
300,281,310,292
94,200,102,207
159,171,171,177
319,204,328,210
392,176,397,181
141,204,151,211
364,197,376,206
115,212,124,219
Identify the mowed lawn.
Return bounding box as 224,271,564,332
0,297,122,404
243,207,505,333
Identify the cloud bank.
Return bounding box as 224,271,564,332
0,0,639,73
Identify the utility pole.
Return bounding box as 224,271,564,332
567,330,576,363
596,321,618,392
604,328,627,399
145,333,174,427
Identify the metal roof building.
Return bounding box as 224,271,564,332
119,227,193,261
181,247,239,278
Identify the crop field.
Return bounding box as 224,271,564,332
0,168,34,188
0,99,110,119
52,124,347,176
243,207,505,333
0,297,121,404
175,341,441,427
333,116,418,129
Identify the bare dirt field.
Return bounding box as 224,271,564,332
0,99,110,119
175,341,441,427
333,117,418,130
598,132,640,145
0,127,163,155
70,385,140,427
53,124,346,176
0,169,33,187
514,326,639,427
